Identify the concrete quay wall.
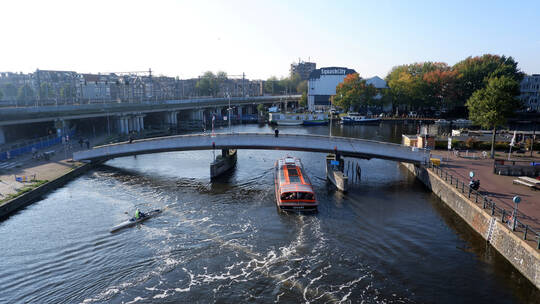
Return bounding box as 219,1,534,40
0,163,95,220
401,162,540,289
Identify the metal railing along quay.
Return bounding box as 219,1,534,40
427,162,540,249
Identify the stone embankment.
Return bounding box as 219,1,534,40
402,162,540,289
0,162,95,219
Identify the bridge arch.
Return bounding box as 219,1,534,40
73,133,429,164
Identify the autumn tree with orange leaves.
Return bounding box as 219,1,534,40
332,73,377,112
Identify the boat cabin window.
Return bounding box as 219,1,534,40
297,192,314,200
281,192,297,200
281,192,314,201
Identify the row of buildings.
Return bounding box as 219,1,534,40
0,69,265,104
306,66,540,113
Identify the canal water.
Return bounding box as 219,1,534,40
1,123,539,303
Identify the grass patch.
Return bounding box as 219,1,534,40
0,180,49,204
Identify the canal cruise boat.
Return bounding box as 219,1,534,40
274,156,318,212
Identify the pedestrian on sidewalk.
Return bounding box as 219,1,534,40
85,139,90,149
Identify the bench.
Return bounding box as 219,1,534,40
513,179,539,190
518,176,540,186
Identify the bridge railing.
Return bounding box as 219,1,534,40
427,162,540,250
0,95,301,109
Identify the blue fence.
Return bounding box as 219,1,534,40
0,130,75,162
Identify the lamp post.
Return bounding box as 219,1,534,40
227,92,232,134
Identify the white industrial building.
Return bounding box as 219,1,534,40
307,67,356,111
520,74,540,112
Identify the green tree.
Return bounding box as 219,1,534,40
264,76,284,94
196,71,219,96
256,103,266,117
299,92,307,108
386,62,450,111
453,54,523,105
296,80,307,94
17,84,35,104
39,82,54,100
466,76,521,158
3,84,17,99
60,84,76,101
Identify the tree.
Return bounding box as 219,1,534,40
60,84,76,102
264,76,284,94
196,71,219,96
453,54,523,105
3,84,17,99
296,80,307,94
299,92,307,108
333,73,376,112
256,103,266,117
17,84,34,104
39,82,54,101
466,76,521,158
423,69,459,109
386,62,451,111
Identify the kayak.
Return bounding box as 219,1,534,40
110,209,162,233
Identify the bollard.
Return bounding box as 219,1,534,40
491,202,495,215
445,171,447,181
483,197,486,209
450,176,452,185
475,192,478,203
462,182,464,193
524,225,528,240
502,210,505,222
537,237,540,250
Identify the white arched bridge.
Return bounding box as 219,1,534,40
73,133,430,164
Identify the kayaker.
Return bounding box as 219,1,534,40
135,208,145,219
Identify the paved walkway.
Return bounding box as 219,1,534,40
431,150,540,233
0,135,107,202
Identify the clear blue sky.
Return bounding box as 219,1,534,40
1,0,538,79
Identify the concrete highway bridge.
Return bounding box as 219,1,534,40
0,95,299,145
73,133,430,164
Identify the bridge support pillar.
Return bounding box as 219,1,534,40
0,126,5,145
117,116,130,134
237,106,243,123
164,111,178,125
138,115,145,132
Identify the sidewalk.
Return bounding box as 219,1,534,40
431,150,540,231
0,135,108,202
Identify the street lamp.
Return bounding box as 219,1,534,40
227,92,232,134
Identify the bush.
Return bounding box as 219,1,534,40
465,137,476,149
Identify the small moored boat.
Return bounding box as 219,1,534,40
340,112,380,124
110,209,162,233
274,157,317,212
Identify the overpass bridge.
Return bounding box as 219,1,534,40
0,95,300,126
73,133,430,164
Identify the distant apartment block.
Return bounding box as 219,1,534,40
520,74,540,112
290,60,316,80
0,69,265,105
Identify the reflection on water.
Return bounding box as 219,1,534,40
0,123,538,303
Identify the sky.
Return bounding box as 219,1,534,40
1,0,539,80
